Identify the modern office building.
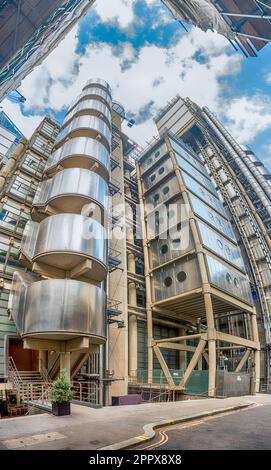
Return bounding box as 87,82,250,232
0,80,270,414
154,95,271,384
0,111,25,166
162,0,271,56
0,0,96,101
0,115,60,384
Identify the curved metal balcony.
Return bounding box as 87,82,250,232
54,115,111,152
10,271,106,342
32,168,108,221
68,87,112,114
21,215,107,282
83,78,112,95
64,99,111,128
44,136,110,182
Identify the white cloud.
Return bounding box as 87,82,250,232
259,143,271,170
94,0,135,29
223,95,271,144
265,73,271,85
5,13,271,154
13,25,244,146
1,99,44,138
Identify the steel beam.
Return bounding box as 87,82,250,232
216,331,259,350
235,349,251,372
156,341,196,353
181,339,207,386
153,344,175,388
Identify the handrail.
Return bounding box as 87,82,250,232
8,356,23,390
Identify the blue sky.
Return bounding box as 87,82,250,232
2,0,271,169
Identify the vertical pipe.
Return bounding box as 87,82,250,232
251,309,260,393
60,352,71,382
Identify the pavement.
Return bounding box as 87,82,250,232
0,394,271,450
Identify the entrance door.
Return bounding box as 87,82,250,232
9,338,38,371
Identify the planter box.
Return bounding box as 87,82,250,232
112,394,143,406
52,401,71,416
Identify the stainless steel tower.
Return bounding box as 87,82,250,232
9,78,111,381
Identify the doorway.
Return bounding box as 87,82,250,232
9,338,38,371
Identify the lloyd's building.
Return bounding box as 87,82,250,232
0,79,270,411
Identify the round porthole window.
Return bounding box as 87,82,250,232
225,245,230,255
161,244,168,254
164,277,172,287
148,158,153,165
226,273,232,284
234,278,239,288
177,271,187,282
150,174,156,182
217,239,223,250
163,186,169,195
154,193,160,202
155,151,160,158
158,167,165,175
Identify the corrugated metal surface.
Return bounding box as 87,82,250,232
142,158,174,192
144,175,180,212
150,225,194,268
189,193,235,241
146,195,188,240
140,142,168,175
153,255,201,302
206,254,253,305
169,137,208,176
197,220,245,272
177,156,215,194
183,172,225,216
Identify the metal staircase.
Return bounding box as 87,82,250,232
8,356,51,405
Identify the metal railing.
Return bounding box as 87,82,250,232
8,356,23,390
72,380,100,406
260,383,271,393
21,382,51,405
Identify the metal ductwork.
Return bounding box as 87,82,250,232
9,78,112,376
203,108,271,218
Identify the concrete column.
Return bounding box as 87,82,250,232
129,312,138,378
126,203,134,243
251,310,260,393
127,252,136,273
178,327,186,371
197,321,202,370
38,350,47,372
204,292,216,397
59,352,71,382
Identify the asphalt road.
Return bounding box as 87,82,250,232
137,403,271,450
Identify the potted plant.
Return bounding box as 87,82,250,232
49,369,74,416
